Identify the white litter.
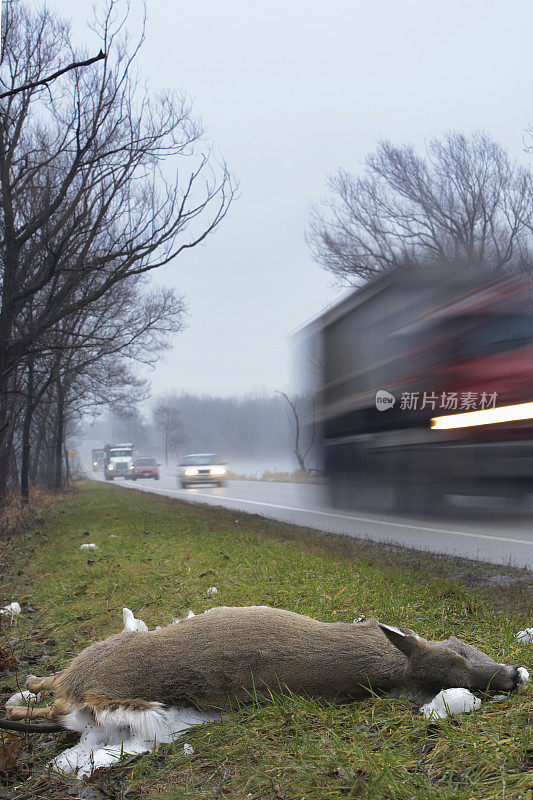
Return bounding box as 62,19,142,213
5,690,41,707
420,688,481,720
122,608,148,633
517,628,533,645
0,602,21,617
48,706,219,779
206,587,218,595
80,543,98,550
171,610,196,625
517,666,530,687
183,743,194,755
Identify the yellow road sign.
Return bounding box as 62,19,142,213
68,449,79,456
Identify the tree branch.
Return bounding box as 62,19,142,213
0,50,106,99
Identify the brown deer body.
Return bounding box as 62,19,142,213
8,606,525,729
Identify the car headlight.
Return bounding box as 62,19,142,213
184,468,199,476
210,466,226,476
129,464,135,470
93,461,97,467
107,464,114,470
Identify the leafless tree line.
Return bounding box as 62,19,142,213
308,132,533,284
91,391,316,473
0,1,234,504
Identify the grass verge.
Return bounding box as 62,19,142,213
0,481,531,799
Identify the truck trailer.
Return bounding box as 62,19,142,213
303,266,533,512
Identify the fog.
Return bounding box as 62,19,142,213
83,391,317,476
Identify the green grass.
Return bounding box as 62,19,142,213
0,481,532,799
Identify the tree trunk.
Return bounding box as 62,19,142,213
0,410,13,501
54,381,64,491
30,397,50,484
20,359,34,502
0,369,17,501
64,446,70,486
9,440,19,489
0,118,20,505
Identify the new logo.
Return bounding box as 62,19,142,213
375,390,396,411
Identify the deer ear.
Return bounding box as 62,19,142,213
378,623,422,658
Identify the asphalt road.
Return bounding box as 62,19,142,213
85,462,533,569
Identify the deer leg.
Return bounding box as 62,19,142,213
25,674,57,693
8,703,59,721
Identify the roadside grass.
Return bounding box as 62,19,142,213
0,481,531,799
226,468,321,483
0,485,57,540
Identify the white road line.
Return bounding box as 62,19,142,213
160,488,533,548
83,460,531,549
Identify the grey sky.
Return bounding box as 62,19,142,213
40,0,533,396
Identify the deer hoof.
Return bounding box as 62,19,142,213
24,674,41,692
6,706,28,720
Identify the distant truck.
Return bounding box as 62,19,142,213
104,443,135,480
91,449,106,470
304,266,533,511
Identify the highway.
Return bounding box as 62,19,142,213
85,462,533,569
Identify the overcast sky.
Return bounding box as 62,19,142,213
42,0,533,397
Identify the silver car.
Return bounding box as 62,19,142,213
178,453,227,488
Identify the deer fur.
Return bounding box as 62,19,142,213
8,606,525,731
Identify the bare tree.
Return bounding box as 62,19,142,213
153,396,185,466
0,1,235,501
308,132,533,284
277,392,315,474
16,276,184,495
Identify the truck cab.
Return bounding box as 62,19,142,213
91,449,106,470
104,443,135,480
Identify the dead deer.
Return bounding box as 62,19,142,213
7,606,527,736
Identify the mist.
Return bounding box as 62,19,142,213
82,391,317,476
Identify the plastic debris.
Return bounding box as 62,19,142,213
183,743,194,755
49,706,220,779
517,666,530,687
80,543,98,550
517,628,533,645
420,688,481,720
122,608,148,632
5,689,41,707
0,602,21,618
206,587,218,595
171,610,195,625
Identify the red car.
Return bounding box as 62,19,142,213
132,457,160,480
